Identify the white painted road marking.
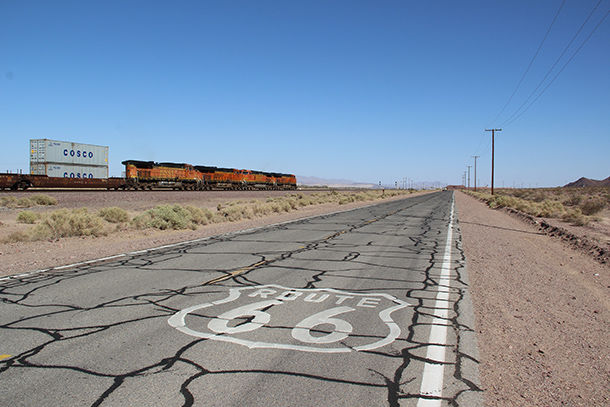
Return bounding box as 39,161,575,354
417,194,455,406
168,285,411,353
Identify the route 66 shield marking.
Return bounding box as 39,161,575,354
168,285,411,353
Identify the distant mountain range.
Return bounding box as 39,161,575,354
297,176,376,189
564,176,610,188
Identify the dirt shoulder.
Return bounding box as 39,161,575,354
455,191,609,406
0,190,429,277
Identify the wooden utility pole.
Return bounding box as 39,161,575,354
472,155,479,191
467,165,472,189
485,129,502,195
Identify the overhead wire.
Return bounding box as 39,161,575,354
474,1,565,181
504,9,609,127
502,0,604,127
469,1,607,183
489,0,566,126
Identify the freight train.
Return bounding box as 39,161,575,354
0,160,297,191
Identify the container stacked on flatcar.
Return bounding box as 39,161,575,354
30,139,109,179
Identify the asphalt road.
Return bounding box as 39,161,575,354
0,191,482,406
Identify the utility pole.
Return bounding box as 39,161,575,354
485,128,502,195
467,165,472,190
472,155,479,191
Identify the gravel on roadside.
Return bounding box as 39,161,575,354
455,191,609,407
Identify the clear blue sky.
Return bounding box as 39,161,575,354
1,0,608,187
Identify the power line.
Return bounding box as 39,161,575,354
502,0,604,127
490,0,565,126
504,8,609,127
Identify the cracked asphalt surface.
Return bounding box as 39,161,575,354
0,191,482,406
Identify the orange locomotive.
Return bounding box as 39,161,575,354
122,160,297,190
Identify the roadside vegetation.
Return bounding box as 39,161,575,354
3,189,411,242
465,187,609,226
0,194,58,208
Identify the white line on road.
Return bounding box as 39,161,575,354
417,193,455,407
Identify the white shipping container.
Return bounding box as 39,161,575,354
30,139,109,167
30,163,109,179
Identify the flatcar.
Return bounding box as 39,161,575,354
0,173,125,190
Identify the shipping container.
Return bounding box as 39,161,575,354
30,139,109,167
30,163,109,179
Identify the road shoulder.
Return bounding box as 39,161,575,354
455,191,609,407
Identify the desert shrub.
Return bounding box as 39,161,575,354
240,206,255,219
280,200,292,212
32,208,106,240
0,194,57,208
17,210,39,224
531,191,546,202
537,200,565,218
286,198,298,210
298,196,313,207
0,196,18,208
4,208,105,242
252,203,272,216
132,205,195,230
219,205,245,222
487,195,514,209
4,231,30,242
564,194,583,207
98,207,129,223
511,189,527,198
561,208,589,226
30,194,58,206
132,205,217,230
187,206,214,224
580,198,605,216
17,197,33,207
